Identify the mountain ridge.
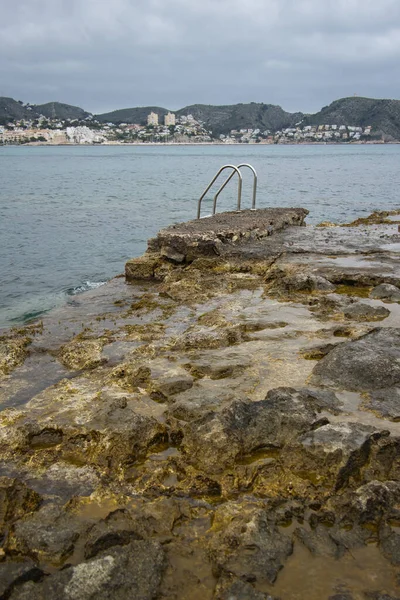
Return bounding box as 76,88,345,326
1,96,400,139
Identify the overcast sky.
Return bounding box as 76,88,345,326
1,0,400,114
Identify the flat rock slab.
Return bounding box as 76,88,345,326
311,328,400,392
147,208,308,262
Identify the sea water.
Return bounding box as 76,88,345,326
1,143,400,327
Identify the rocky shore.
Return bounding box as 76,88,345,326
0,207,400,599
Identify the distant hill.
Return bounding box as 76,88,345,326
302,97,400,140
175,103,305,135
34,102,90,121
0,98,90,124
95,102,305,134
96,106,169,125
2,95,400,139
0,97,32,124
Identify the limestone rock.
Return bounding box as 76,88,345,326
0,560,43,599
185,349,251,380
9,540,165,600
299,422,376,490
0,477,42,533
379,523,400,566
364,388,400,421
0,337,31,378
214,575,276,599
181,388,318,473
282,273,335,293
58,338,106,370
311,328,400,392
370,283,400,302
295,524,346,558
125,254,163,281
149,368,193,401
7,503,89,565
209,504,292,585
84,509,144,559
343,303,390,322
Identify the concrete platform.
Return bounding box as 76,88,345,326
147,208,308,263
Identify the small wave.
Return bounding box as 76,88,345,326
9,308,49,324
66,281,107,296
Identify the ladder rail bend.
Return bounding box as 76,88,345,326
197,164,242,219
212,163,258,215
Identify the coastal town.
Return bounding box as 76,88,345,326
0,107,377,145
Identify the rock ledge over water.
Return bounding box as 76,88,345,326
1,208,400,600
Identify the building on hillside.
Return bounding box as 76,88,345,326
147,112,158,126
164,112,176,126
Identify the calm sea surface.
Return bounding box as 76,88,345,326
1,144,400,327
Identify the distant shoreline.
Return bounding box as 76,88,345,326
1,140,399,147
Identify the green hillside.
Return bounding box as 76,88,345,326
303,97,400,140
96,106,169,125
2,95,400,140
34,102,90,121
0,97,32,124
176,103,304,135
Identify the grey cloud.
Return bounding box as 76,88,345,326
0,0,399,113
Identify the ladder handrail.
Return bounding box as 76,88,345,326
197,165,242,219
212,163,258,214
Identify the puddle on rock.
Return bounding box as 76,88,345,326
261,542,399,599
148,446,181,461
328,391,400,436
0,353,78,409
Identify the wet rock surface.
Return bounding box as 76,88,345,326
312,328,400,391
0,209,400,599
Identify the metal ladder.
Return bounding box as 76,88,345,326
197,163,258,219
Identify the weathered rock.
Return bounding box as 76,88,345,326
298,422,377,490
312,328,400,392
364,594,400,600
379,523,400,566
363,435,400,483
0,478,42,533
170,324,246,352
147,208,308,264
84,509,144,559
334,481,400,525
210,504,292,585
149,367,193,401
7,503,89,565
214,575,276,599
125,254,164,281
109,363,151,391
9,540,165,600
185,349,251,380
166,379,244,422
343,303,390,322
370,283,400,302
0,380,169,479
0,337,31,378
181,388,318,473
299,388,343,414
282,273,336,293
300,342,342,360
364,388,400,421
58,338,106,370
0,560,43,599
295,524,346,558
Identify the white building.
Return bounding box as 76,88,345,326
164,112,176,126
147,112,159,126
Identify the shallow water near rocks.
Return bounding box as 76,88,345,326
262,542,399,599
2,144,400,327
